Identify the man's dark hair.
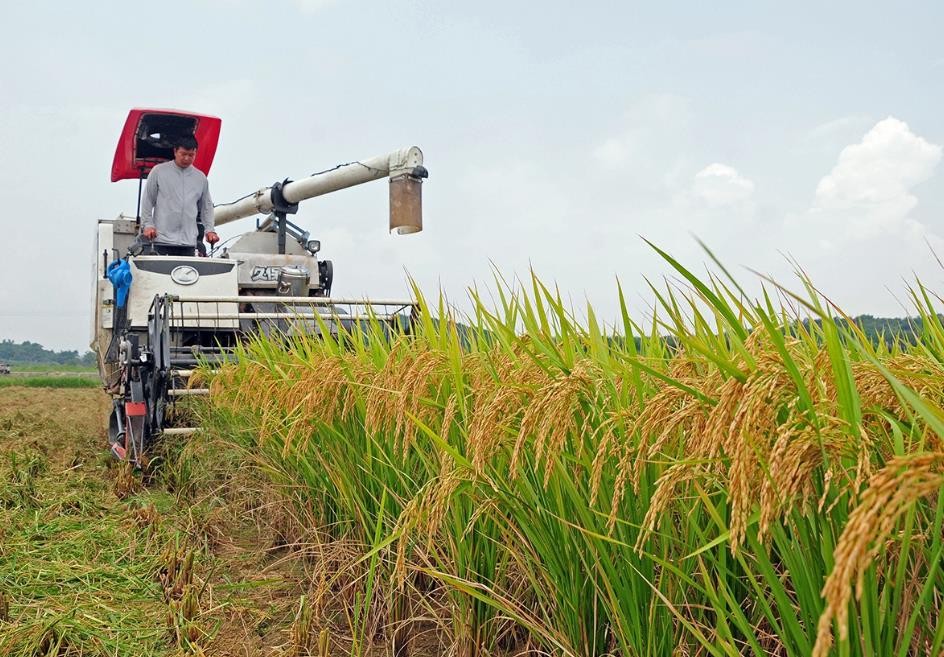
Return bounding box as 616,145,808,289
175,135,198,151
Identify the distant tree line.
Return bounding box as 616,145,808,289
0,315,932,365
823,315,926,347
0,339,96,365
615,315,932,352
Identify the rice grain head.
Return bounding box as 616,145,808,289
812,451,944,657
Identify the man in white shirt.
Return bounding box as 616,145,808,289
140,135,219,256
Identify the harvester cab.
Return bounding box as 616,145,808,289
92,108,428,466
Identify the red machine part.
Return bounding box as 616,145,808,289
124,401,147,417
111,108,221,182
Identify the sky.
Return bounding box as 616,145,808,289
1,0,942,351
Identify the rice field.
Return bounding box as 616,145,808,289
0,375,101,389
199,248,944,656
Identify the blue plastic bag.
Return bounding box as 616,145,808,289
106,259,133,308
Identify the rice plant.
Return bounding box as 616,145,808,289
200,246,944,656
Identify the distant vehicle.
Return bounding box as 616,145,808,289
0,363,10,375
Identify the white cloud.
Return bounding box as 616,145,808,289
810,116,941,238
692,163,755,207
770,117,944,317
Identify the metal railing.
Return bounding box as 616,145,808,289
148,293,418,336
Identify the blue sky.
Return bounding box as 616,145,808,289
1,1,942,349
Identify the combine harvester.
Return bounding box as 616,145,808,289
92,108,428,466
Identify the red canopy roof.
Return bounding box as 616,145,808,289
110,108,221,182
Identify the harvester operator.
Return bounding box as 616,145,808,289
139,135,219,256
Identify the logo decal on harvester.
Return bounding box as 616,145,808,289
171,265,200,285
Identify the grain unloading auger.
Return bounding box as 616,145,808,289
92,108,428,466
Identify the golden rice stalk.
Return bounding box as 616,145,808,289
589,414,621,507
853,361,903,415
704,336,802,550
466,351,536,474
608,355,715,530
609,376,702,513
758,415,847,543
365,347,447,456
634,462,704,553
393,453,463,587
513,360,597,485
277,354,362,451
292,355,353,424
812,452,944,657
441,392,458,437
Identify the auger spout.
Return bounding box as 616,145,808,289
213,146,427,234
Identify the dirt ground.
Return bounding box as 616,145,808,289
0,387,315,656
